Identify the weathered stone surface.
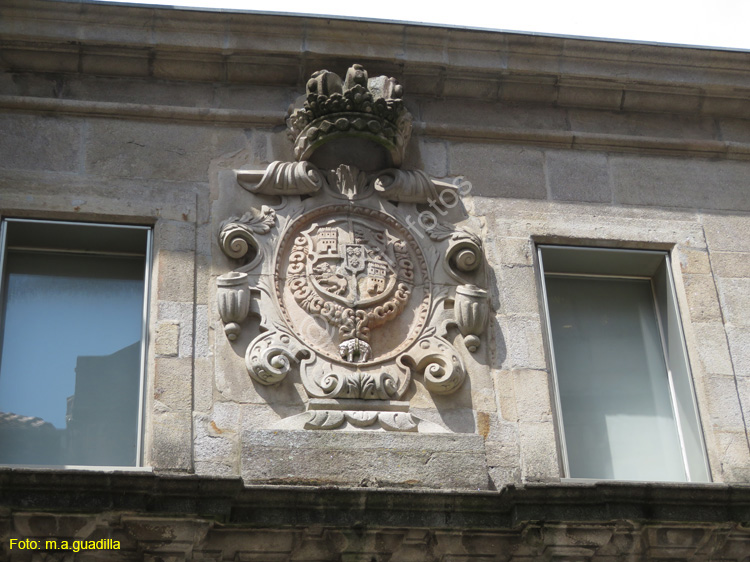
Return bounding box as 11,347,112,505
409,406,475,434
86,119,247,181
704,215,750,253
717,278,750,326
195,253,212,308
718,118,750,143
479,195,706,246
703,374,749,431
3,0,750,525
518,421,561,482
500,266,540,315
2,468,750,558
682,273,723,322
149,412,192,470
156,251,195,303
726,326,750,375
193,357,214,413
155,219,197,254
155,321,180,357
241,430,490,489
449,143,547,199
711,430,750,482
0,113,82,172
419,138,448,178
194,407,239,464
611,156,750,211
557,83,623,109
492,370,518,422
420,100,568,132
194,419,236,462
494,236,535,268
736,376,750,436
567,109,717,141
710,251,750,279
65,74,216,108
513,369,553,424
676,246,711,275
546,150,611,203
157,301,195,359
484,417,521,476
691,322,735,376
153,358,192,413
623,89,703,115
496,315,547,371
0,170,202,222
240,403,303,433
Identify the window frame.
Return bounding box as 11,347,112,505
537,244,711,482
0,218,152,469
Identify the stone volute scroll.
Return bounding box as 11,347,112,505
216,64,489,433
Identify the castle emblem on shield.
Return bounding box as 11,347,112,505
215,64,489,431
284,214,415,364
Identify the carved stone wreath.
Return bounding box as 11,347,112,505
276,205,430,365
215,65,489,433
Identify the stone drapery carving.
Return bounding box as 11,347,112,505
215,65,488,433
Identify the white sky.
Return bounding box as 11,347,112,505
92,0,750,51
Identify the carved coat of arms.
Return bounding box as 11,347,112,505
215,65,488,432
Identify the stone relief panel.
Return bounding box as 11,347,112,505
214,65,489,433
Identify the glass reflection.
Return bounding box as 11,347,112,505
546,276,686,481
0,250,145,466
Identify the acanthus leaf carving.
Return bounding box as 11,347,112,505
304,410,345,430
345,410,378,427
218,205,276,262
320,371,399,400
378,412,418,432
325,164,369,199
425,222,485,284
401,333,466,395
301,410,418,431
245,329,310,386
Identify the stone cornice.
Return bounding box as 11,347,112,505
3,470,750,559
2,0,750,119
2,94,749,162
2,468,750,527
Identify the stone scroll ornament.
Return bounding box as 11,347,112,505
217,64,489,432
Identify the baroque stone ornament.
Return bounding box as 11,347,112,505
454,284,490,353
287,64,412,167
216,272,251,340
216,65,489,432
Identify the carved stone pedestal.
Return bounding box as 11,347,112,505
212,65,492,486
240,430,490,489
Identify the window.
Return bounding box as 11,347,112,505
538,246,710,482
0,219,151,467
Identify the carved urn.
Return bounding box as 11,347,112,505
216,272,250,340
454,284,489,352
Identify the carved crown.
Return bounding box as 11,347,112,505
287,64,413,167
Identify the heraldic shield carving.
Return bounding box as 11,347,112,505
216,64,489,432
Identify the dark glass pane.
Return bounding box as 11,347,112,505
0,237,145,466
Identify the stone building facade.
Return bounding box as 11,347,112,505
1,0,750,560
